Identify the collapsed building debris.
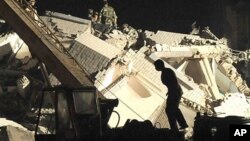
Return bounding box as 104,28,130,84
213,92,250,117
0,0,250,140
89,27,250,127
0,118,35,141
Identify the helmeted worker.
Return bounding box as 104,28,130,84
88,9,99,24
88,9,94,19
98,0,117,27
122,23,138,40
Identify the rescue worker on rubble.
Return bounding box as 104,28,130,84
98,0,117,27
88,9,99,24
88,9,94,19
122,23,138,40
154,59,188,132
25,0,36,11
92,12,99,23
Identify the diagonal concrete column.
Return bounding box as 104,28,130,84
201,58,221,99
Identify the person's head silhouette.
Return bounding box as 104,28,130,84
154,59,165,71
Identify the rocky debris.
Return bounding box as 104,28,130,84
181,89,211,114
0,71,53,134
179,36,217,46
213,93,250,117
40,11,92,49
92,23,146,52
48,74,61,87
216,55,250,96
0,21,54,137
0,20,13,37
0,118,35,141
104,29,130,50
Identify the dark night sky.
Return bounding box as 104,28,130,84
36,0,236,37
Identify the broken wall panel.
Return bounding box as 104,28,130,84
69,41,110,75
75,32,121,59
41,12,91,32
69,32,122,75
0,118,34,141
148,30,200,45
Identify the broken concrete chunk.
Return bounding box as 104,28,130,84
17,75,30,98
0,118,34,141
214,93,250,117
48,74,61,86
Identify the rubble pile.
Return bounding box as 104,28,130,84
216,54,250,96
91,24,250,127
0,1,250,139
214,93,250,117
0,20,56,139
0,118,35,141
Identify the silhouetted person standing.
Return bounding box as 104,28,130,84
154,59,188,131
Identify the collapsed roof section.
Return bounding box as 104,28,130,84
41,11,92,48
69,32,122,76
